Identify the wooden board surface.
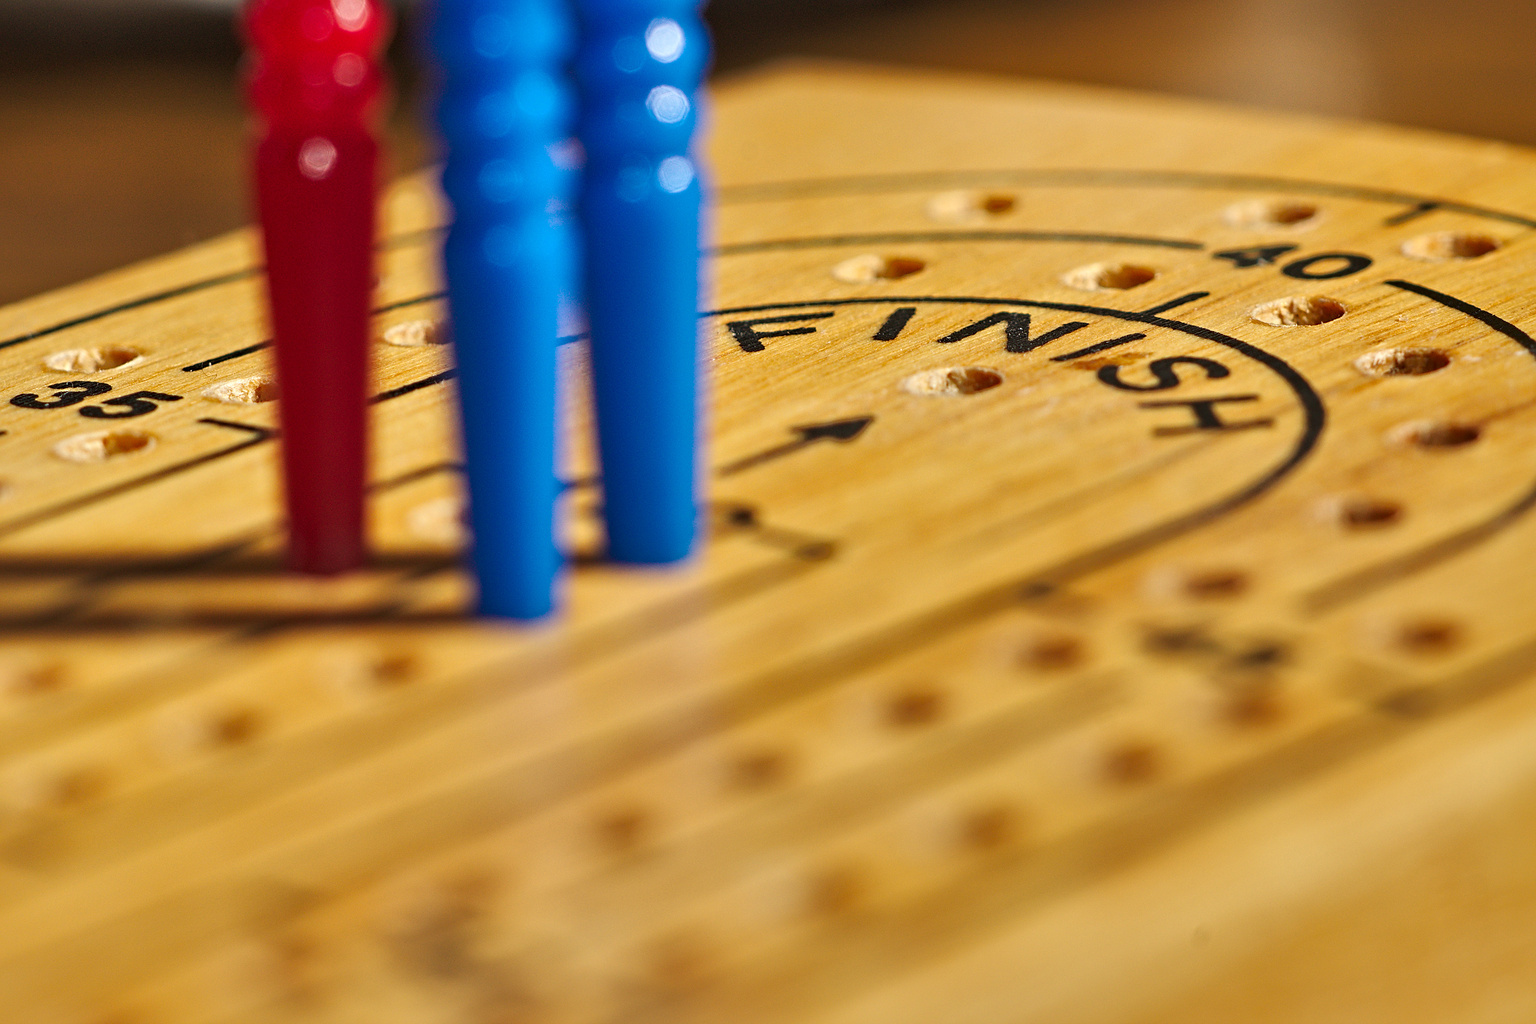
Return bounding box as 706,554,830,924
0,64,1535,1022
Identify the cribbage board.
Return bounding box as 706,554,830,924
1,64,1536,1022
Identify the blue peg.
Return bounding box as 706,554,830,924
577,0,710,564
425,0,575,618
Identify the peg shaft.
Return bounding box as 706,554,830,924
245,0,391,574
577,0,710,563
426,0,576,618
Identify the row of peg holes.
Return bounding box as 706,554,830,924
588,633,1154,877
37,323,451,463
3,650,421,812
923,189,1503,259
837,190,1502,288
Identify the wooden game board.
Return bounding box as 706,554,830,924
1,64,1535,1022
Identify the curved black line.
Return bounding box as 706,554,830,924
0,419,272,542
1303,280,1536,613
0,367,460,544
706,295,1326,588
714,230,1203,257
181,291,452,373
1383,279,1536,356
15,166,1529,360
715,168,1536,229
0,269,258,353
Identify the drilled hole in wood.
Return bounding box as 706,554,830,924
370,653,418,688
728,748,791,791
1223,689,1284,728
380,319,447,347
0,658,64,697
1395,618,1462,656
11,763,106,810
383,871,501,980
1061,261,1156,291
1233,640,1290,670
1018,633,1085,671
1224,198,1319,229
1354,348,1450,377
1249,295,1346,326
1401,231,1500,261
53,429,155,463
43,346,142,372
956,803,1022,851
204,375,278,404
1179,569,1249,600
901,366,1003,396
162,704,263,756
1326,495,1404,530
1102,741,1161,785
719,504,758,530
926,189,1016,223
1142,624,1220,658
205,707,262,747
595,807,651,854
884,687,946,728
832,254,926,283
804,863,866,916
1389,419,1482,449
324,648,421,699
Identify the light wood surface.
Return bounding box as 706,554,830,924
0,64,1535,1021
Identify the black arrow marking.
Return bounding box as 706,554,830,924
719,417,875,477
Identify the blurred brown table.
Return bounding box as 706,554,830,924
1,0,1534,306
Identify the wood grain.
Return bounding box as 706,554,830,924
0,64,1533,1022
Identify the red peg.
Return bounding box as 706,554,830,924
243,0,391,574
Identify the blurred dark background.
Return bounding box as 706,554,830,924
0,0,1533,306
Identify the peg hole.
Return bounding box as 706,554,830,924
804,863,866,917
0,659,65,697
1402,232,1500,261
1224,198,1319,229
1249,295,1346,326
1389,419,1481,449
832,254,926,283
53,429,155,463
1143,624,1219,658
926,189,1016,223
1187,570,1248,599
1229,640,1290,670
1354,347,1450,377
204,375,278,404
380,319,447,347
1394,618,1462,656
202,707,262,748
900,366,1003,396
956,803,1022,851
727,748,791,791
1222,688,1284,728
10,763,106,810
1018,633,1085,671
1102,740,1161,785
1061,262,1156,291
594,807,652,854
884,686,946,728
1151,566,1249,601
43,346,141,373
1324,495,1403,530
